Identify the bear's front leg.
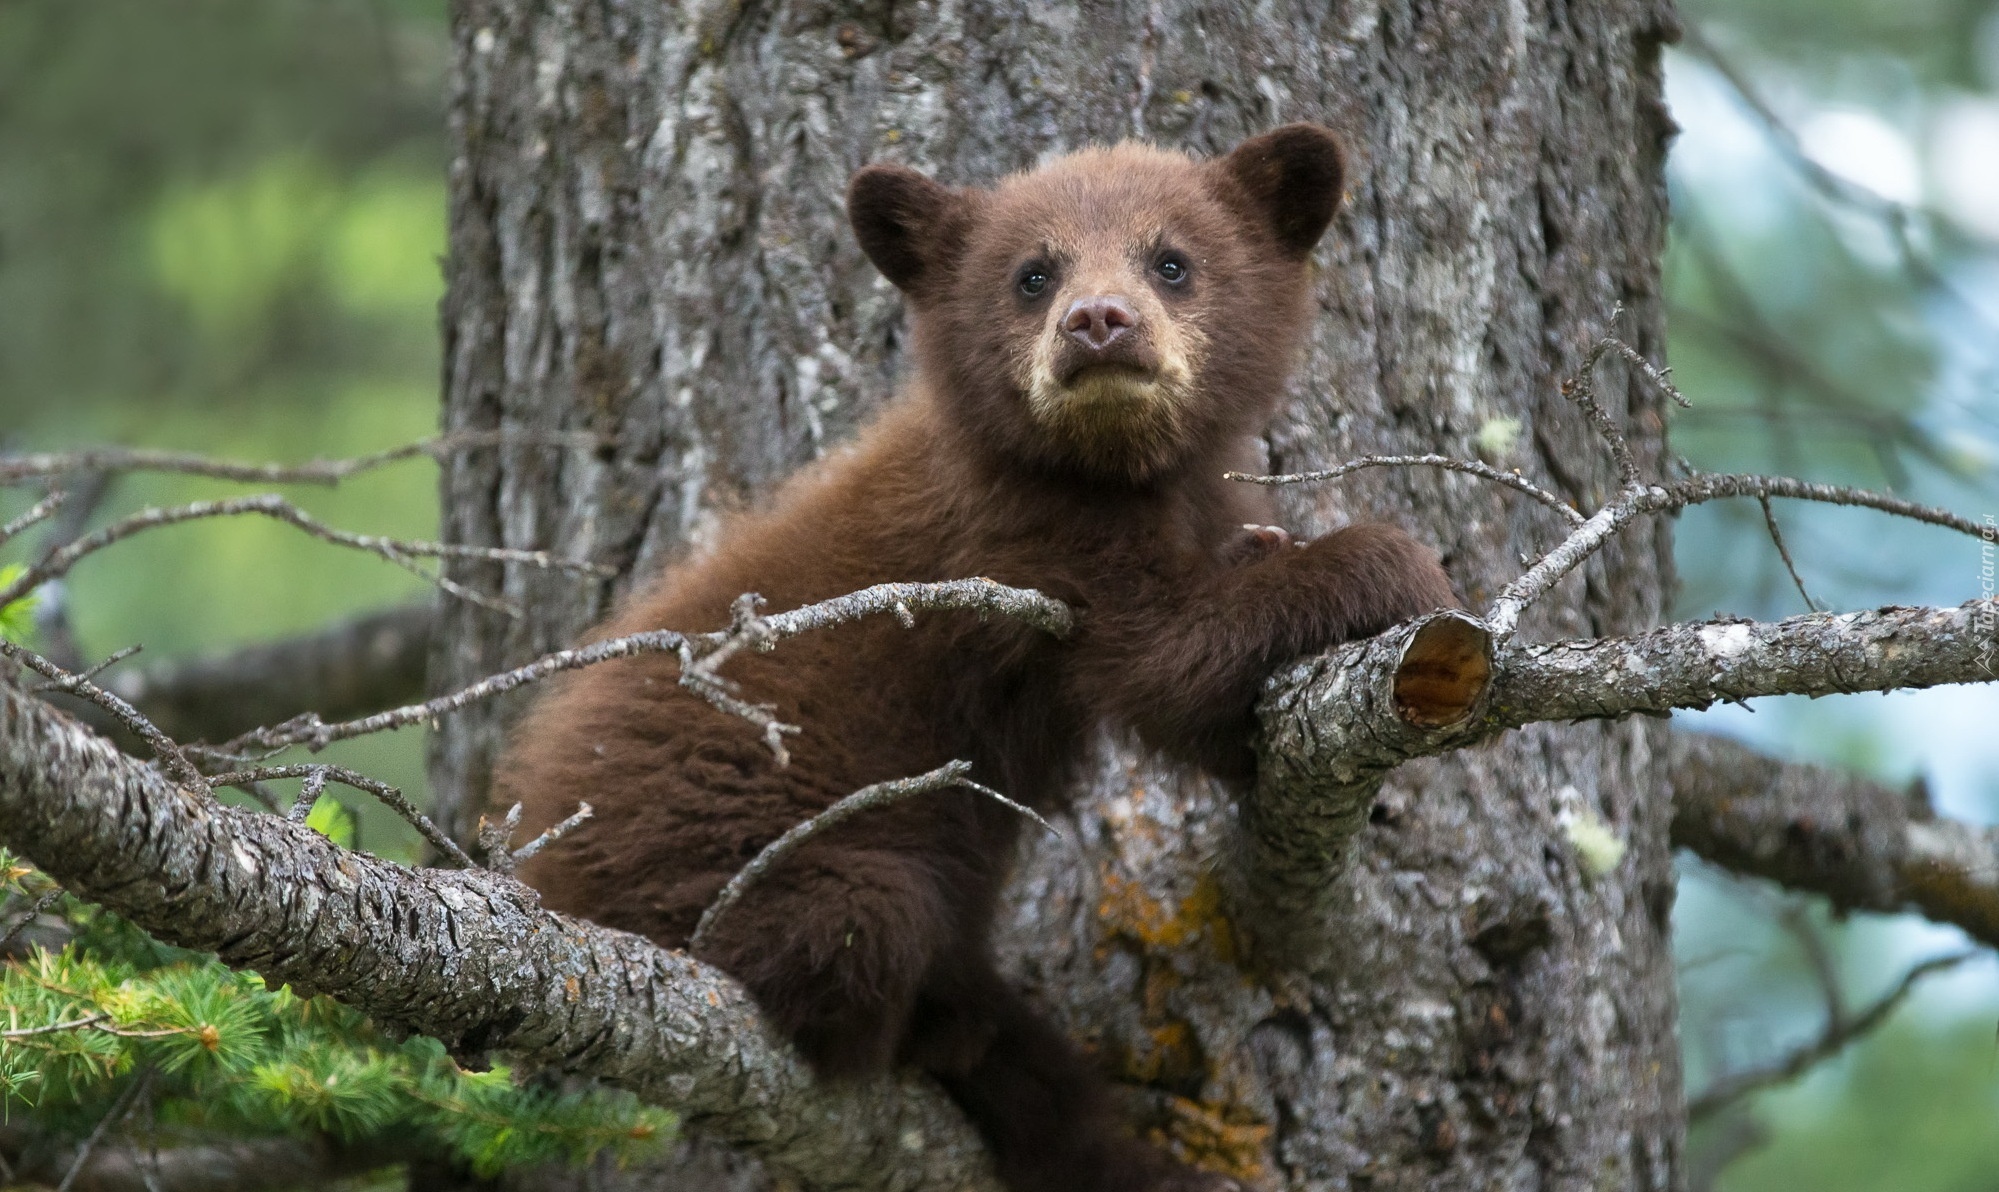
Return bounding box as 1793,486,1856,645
694,842,953,1078
1076,522,1456,785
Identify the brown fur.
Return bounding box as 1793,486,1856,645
499,125,1455,1192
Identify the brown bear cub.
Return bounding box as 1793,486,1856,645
499,125,1454,1192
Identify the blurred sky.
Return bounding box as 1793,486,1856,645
1657,6,1999,1186
0,2,1995,1188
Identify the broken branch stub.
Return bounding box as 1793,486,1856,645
1238,611,1495,965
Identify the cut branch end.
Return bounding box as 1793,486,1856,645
1392,611,1494,728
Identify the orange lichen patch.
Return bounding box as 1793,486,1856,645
1095,870,1238,963
1151,1095,1271,1182
1141,965,1180,1020
1114,1013,1204,1089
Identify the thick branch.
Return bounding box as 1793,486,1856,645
76,604,435,745
1490,600,1996,722
1667,732,1999,947
0,679,1001,1192
1242,599,1998,960
0,1127,404,1192
1242,612,1493,958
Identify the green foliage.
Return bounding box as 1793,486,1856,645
147,153,445,346
305,794,359,849
0,853,674,1175
0,564,34,644
1707,1012,1999,1192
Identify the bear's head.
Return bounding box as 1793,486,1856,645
848,124,1346,483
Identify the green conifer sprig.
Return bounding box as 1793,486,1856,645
1,850,676,1177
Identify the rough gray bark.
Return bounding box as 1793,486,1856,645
0,681,1006,1192
1667,732,1999,946
433,1,1685,1188
6,597,1996,1190
1241,598,1998,963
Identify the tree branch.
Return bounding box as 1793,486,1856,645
0,495,611,621
1240,598,1999,960
0,1125,407,1192
4,573,1993,1176
689,760,1057,952
1685,950,1973,1123
221,579,1072,760
1666,732,1999,947
91,603,435,746
0,430,602,488
0,677,1002,1192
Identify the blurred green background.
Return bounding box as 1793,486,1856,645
0,1,1994,1187
0,0,448,858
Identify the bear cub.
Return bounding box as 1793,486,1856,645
500,125,1455,1192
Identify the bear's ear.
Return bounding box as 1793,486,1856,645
847,163,968,297
1213,123,1348,259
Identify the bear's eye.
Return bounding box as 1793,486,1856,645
1154,253,1191,286
1017,265,1050,298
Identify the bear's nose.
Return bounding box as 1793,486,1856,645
1062,296,1139,351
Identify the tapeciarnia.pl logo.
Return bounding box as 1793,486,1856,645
1980,514,1996,675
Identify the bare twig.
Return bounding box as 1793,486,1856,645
739,578,1075,642
0,887,65,954
0,430,603,488
0,491,66,550
672,581,1078,763
0,494,613,620
284,770,332,823
223,579,1074,759
1757,495,1821,612
1583,322,1690,410
101,603,432,747
1228,313,1974,643
673,593,801,763
1561,314,1646,486
1486,471,1988,638
1778,902,1845,1024
56,1068,153,1192
25,645,142,695
1226,455,1586,526
0,1013,109,1039
0,642,207,793
477,803,525,875
207,764,474,869
1686,951,1974,1123
690,760,1056,952
219,628,686,755
27,473,116,672
511,803,594,864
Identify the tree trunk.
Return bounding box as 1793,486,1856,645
433,1,1686,1188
